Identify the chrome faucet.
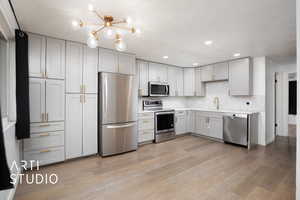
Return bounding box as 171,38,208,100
213,97,220,110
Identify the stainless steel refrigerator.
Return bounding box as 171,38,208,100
98,72,138,156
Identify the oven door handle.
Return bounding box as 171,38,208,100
155,112,175,115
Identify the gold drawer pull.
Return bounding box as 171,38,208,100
39,124,51,127
40,149,51,153
39,133,50,137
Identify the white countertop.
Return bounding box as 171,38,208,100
139,108,259,114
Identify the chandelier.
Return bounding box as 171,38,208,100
72,4,141,51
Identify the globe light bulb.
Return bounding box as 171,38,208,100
88,4,94,11
115,38,127,51
126,17,133,25
71,20,80,30
87,36,98,48
103,28,116,39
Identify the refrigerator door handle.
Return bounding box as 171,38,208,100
106,122,136,129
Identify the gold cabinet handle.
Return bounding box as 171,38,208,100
39,124,50,127
39,133,50,137
40,149,51,153
41,113,45,122
80,95,83,103
46,113,49,122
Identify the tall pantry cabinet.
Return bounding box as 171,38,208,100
65,41,98,159
25,33,66,166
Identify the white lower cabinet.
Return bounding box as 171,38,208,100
138,113,154,143
195,111,223,140
186,111,195,133
23,122,65,167
82,94,98,156
66,94,97,159
175,111,186,135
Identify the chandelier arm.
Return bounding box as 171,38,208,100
84,22,104,26
111,20,127,25
93,11,105,22
113,25,134,32
94,25,105,34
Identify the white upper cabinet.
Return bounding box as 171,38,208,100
29,78,45,123
200,65,213,82
167,67,177,96
83,46,98,93
98,48,118,73
200,62,228,82
46,79,65,122
149,63,168,83
28,34,46,78
82,94,98,156
229,58,252,96
118,53,136,75
184,68,195,96
66,42,83,93
213,62,228,81
46,38,65,79
195,68,206,96
137,60,149,96
168,67,184,96
66,94,83,159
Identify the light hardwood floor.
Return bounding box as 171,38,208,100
15,135,296,200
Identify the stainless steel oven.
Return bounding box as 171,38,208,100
155,110,175,143
148,82,169,97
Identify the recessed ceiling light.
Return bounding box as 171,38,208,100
204,40,213,46
163,56,168,59
233,53,241,57
192,62,199,66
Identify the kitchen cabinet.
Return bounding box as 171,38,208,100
23,122,65,167
98,48,118,73
82,94,98,156
229,58,252,96
45,79,65,122
66,94,83,159
184,68,195,96
195,112,223,140
66,42,83,93
29,78,64,123
168,67,184,96
46,37,65,79
214,62,229,81
83,46,98,93
137,60,149,96
200,62,228,82
186,110,195,133
66,43,98,94
138,112,154,143
149,63,168,83
29,78,45,123
66,94,98,159
175,111,186,135
195,68,206,96
28,33,46,78
118,53,136,75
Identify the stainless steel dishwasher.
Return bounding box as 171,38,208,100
223,113,258,149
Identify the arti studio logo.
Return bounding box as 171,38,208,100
10,160,59,185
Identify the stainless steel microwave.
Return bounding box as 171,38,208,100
148,82,169,96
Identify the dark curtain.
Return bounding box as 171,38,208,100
15,30,30,139
289,80,297,115
0,107,13,190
